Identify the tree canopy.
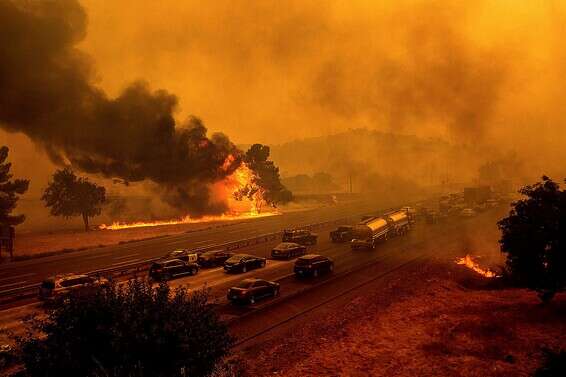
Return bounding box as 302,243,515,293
42,168,106,231
17,280,233,377
0,146,29,226
498,176,566,302
237,144,292,211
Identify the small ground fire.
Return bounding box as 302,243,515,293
455,255,498,278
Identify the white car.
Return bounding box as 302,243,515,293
39,274,109,301
162,249,198,263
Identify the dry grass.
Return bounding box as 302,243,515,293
239,261,566,377
11,221,235,259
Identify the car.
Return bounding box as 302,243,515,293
271,242,307,259
39,274,108,301
486,199,499,208
460,208,476,218
227,278,280,304
330,225,354,242
149,258,199,281
294,254,334,277
282,229,318,245
198,250,234,267
424,209,439,224
223,254,266,273
401,206,417,223
161,249,199,263
0,344,14,369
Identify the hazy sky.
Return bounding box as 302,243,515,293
2,0,566,194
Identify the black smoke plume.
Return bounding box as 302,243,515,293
0,0,241,216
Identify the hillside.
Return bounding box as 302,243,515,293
265,129,486,192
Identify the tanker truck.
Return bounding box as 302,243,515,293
350,209,411,250
350,216,390,250
385,209,411,236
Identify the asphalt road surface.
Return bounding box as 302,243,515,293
0,197,409,297
0,205,502,350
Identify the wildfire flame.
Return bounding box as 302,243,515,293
455,255,498,278
99,155,277,230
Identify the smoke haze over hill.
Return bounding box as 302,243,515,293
2,0,566,221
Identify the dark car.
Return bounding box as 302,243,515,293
198,250,234,268
330,225,354,242
294,254,334,277
149,259,199,281
224,254,266,273
282,229,318,245
271,242,307,260
39,274,108,302
227,278,280,304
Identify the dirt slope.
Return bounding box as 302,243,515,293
238,261,565,377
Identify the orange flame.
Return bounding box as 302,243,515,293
455,255,498,278
99,155,277,230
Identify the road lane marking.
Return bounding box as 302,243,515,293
114,253,140,260
111,258,141,266
193,239,212,245
84,253,113,260
226,229,246,234
0,281,27,289
0,273,36,282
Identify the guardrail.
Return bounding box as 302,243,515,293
0,214,362,305
0,201,428,307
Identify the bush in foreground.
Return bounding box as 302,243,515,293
498,176,566,302
17,280,233,377
534,348,566,377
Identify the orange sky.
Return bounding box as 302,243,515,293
3,0,566,194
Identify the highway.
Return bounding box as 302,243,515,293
0,204,502,350
0,197,408,298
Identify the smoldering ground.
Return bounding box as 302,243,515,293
0,0,241,216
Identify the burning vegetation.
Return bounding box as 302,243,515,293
456,255,498,278
0,1,290,228
100,154,280,230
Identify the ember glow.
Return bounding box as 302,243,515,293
456,255,498,278
99,156,277,230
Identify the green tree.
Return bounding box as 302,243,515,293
17,280,233,377
42,168,106,231
237,144,292,212
498,176,566,302
0,146,29,226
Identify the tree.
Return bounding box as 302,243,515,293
0,146,29,226
498,176,566,302
17,280,233,377
534,348,566,377
42,168,106,231
236,144,292,212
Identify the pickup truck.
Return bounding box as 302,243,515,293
330,225,354,242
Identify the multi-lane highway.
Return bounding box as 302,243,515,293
0,197,408,298
0,203,502,351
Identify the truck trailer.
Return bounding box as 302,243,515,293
350,209,412,250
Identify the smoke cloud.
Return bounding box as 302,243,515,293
309,2,506,141
3,0,566,220
0,0,241,216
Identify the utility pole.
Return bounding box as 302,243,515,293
349,174,353,194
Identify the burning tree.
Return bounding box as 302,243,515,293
498,176,566,302
235,144,292,213
42,168,106,231
0,146,29,226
